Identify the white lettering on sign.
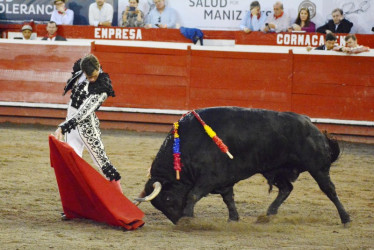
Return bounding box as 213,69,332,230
0,3,53,15
204,9,242,20
94,28,143,40
188,0,228,8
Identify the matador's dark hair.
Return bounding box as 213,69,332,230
80,54,100,76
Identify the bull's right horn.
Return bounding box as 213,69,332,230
133,182,162,205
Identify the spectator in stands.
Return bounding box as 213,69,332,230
307,33,339,51
42,21,67,41
145,0,177,29
121,0,145,27
288,7,315,33
240,1,266,33
14,25,34,40
341,34,370,54
50,0,74,25
89,0,114,27
261,1,291,33
316,8,353,34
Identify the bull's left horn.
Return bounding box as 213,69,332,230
133,182,162,205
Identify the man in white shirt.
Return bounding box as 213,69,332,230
50,0,74,25
262,1,291,33
145,0,177,28
89,0,113,27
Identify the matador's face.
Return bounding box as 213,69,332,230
85,70,100,83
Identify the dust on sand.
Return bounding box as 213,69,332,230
0,123,373,249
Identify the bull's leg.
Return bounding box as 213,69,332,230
182,188,205,218
219,186,239,221
309,170,350,224
266,178,293,215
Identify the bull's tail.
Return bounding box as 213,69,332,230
323,131,340,163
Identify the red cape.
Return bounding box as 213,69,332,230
49,135,144,230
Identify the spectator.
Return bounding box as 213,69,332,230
261,1,291,33
307,33,339,51
239,1,266,33
89,0,113,27
145,0,177,29
42,21,67,41
121,0,145,27
50,0,74,25
341,34,370,54
316,8,353,34
14,25,34,40
289,7,315,33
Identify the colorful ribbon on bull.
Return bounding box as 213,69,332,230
173,110,233,180
192,110,234,160
173,122,182,180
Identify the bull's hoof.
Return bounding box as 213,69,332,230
177,216,194,226
343,221,352,228
255,214,271,224
228,216,239,222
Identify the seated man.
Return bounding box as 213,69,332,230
341,34,370,54
42,21,67,41
261,1,291,33
145,0,177,28
50,0,74,25
89,0,113,27
316,8,353,34
14,25,34,40
309,33,339,51
240,1,266,33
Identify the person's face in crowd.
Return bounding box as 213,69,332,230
345,38,358,48
154,0,165,10
85,70,100,83
22,30,32,40
129,0,138,8
273,4,283,16
54,1,65,12
332,11,342,24
96,0,105,7
46,23,58,36
251,6,260,16
325,40,336,50
299,9,309,22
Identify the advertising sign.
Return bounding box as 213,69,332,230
0,0,119,26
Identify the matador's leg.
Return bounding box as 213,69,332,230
77,116,121,183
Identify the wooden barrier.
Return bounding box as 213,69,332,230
2,24,374,48
0,39,373,143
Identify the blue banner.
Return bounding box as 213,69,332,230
0,0,118,26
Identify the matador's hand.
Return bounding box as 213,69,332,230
54,127,64,141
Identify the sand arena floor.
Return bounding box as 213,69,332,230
0,123,373,249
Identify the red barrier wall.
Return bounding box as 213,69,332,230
291,53,374,121
0,40,373,142
0,42,90,104
2,24,374,48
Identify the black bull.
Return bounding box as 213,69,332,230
141,107,350,225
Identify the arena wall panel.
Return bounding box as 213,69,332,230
0,39,373,142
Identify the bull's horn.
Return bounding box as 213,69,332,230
133,182,162,205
